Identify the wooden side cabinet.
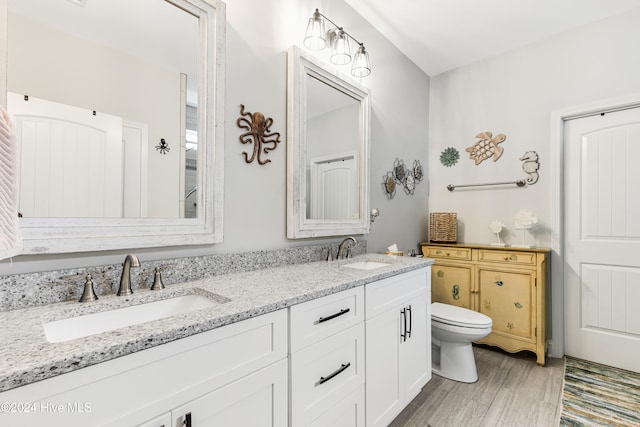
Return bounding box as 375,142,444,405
421,243,549,366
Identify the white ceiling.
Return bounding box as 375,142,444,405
345,0,640,76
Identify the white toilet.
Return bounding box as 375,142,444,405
431,302,492,383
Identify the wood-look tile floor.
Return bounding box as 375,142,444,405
390,345,565,427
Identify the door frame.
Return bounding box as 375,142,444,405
550,92,640,358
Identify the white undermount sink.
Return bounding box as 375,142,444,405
343,261,391,270
43,294,225,343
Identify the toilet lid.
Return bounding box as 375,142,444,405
431,302,492,328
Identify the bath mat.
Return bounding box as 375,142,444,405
559,356,640,426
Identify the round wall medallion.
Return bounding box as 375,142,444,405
383,172,396,199
404,172,415,195
440,147,460,167
393,158,406,183
413,160,424,181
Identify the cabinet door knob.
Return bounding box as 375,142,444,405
452,284,460,300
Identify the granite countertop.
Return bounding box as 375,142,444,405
0,254,433,393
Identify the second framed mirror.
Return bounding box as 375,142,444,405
286,46,370,239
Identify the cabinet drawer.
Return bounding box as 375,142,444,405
290,323,365,426
423,246,472,261
308,386,365,427
365,268,429,320
290,286,364,352
477,250,536,266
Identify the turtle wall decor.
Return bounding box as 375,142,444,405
466,131,506,165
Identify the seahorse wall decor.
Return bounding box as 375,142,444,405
237,104,281,165
519,151,540,185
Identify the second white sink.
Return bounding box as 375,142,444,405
43,294,225,343
343,261,390,270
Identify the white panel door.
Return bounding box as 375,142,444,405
7,92,123,218
564,107,640,372
310,155,357,220
122,121,149,218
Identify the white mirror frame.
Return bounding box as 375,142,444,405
0,0,225,254
286,46,370,239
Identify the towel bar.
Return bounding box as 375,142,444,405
447,179,526,191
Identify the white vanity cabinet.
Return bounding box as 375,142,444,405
289,286,366,426
0,310,288,427
365,268,431,427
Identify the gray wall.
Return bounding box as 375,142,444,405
428,7,640,357
0,0,430,275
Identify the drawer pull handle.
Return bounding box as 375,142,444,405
318,362,351,385
182,412,192,427
401,307,407,341
407,305,412,338
317,308,350,324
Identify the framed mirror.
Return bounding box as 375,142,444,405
286,46,370,239
0,0,225,254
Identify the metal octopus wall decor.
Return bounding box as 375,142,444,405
237,104,281,165
155,138,170,155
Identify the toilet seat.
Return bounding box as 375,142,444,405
432,302,492,329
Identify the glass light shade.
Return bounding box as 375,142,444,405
351,45,371,77
330,29,351,65
303,10,326,51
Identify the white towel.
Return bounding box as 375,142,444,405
0,105,22,260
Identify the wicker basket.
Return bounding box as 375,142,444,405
429,213,457,243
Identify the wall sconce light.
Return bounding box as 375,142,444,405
303,8,371,77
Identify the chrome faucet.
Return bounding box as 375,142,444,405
337,236,357,260
117,254,140,296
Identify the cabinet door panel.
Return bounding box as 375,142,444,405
432,264,473,309
171,359,287,427
366,269,428,319
136,413,171,427
477,268,535,341
365,307,402,427
400,292,430,401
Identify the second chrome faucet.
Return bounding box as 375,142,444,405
337,236,357,260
